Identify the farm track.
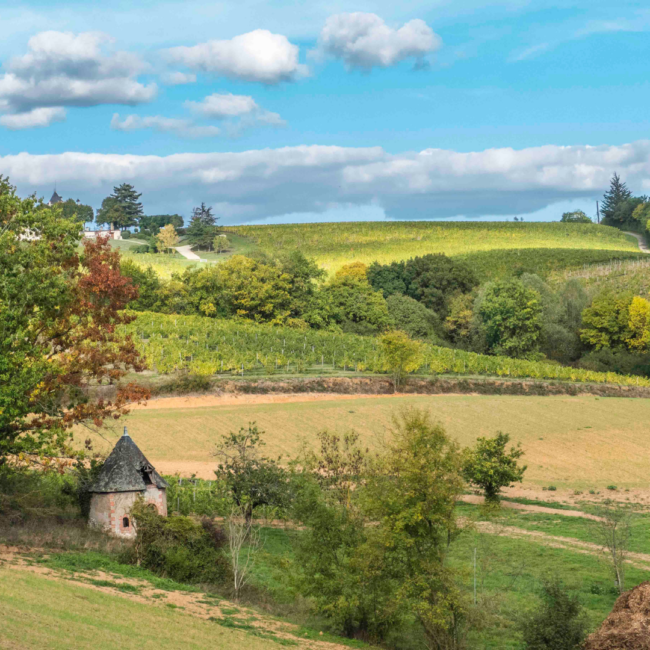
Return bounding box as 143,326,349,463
0,546,352,650
624,232,649,253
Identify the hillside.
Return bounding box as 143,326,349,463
85,393,650,491
224,222,639,275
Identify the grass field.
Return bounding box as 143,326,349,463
225,222,639,276
84,394,650,490
0,569,284,649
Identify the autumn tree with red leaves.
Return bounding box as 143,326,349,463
0,176,149,466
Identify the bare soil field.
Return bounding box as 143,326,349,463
78,393,650,492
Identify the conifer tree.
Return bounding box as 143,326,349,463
96,183,143,229
186,202,220,250
601,173,632,223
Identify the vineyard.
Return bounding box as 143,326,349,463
224,221,638,275
125,312,650,387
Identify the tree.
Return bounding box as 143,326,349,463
96,183,143,229
334,262,368,281
601,173,632,224
363,410,467,649
186,202,219,250
560,210,592,223
592,501,634,594
403,254,478,317
60,198,94,224
214,235,230,253
323,275,392,335
139,214,184,237
119,260,162,311
379,330,424,390
156,223,179,253
367,260,407,298
386,293,441,339
519,579,588,650
626,296,650,352
477,280,543,359
226,502,263,601
444,293,476,345
463,432,526,504
0,176,149,466
214,423,289,520
580,292,633,351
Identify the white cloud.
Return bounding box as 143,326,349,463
186,93,259,118
110,113,220,138
161,71,197,85
317,13,441,70
0,106,66,129
509,42,550,62
185,92,285,130
3,141,650,222
0,31,156,128
166,29,307,84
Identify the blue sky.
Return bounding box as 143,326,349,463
1,1,649,223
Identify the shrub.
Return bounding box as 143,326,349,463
132,244,151,254
520,578,587,650
607,485,618,491
129,501,230,584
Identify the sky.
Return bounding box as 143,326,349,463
1,0,649,224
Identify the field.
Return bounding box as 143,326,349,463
0,568,283,650
225,222,639,276
126,311,650,386
83,393,650,490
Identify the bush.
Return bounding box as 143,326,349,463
129,501,230,585
132,244,151,254
121,230,131,239
519,579,587,650
578,348,650,377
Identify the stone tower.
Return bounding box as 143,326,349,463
88,428,168,538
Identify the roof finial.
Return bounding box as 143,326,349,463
123,426,129,437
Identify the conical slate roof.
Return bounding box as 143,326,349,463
49,190,62,205
90,429,168,493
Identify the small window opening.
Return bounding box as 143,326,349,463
122,516,130,528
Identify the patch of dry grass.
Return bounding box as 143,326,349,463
81,394,650,490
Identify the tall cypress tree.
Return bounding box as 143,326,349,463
601,173,632,223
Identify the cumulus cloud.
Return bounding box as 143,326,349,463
185,92,285,130
0,106,66,129
166,29,308,84
110,113,220,138
0,31,156,128
161,71,197,85
317,13,441,70
3,141,650,222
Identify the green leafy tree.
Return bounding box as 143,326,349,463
155,223,179,253
214,235,230,253
367,260,407,298
0,176,148,465
477,280,543,358
379,330,424,390
119,260,162,311
214,423,289,520
278,251,326,320
520,579,587,650
386,293,441,339
580,292,633,351
362,410,467,648
60,198,94,224
96,183,143,229
139,214,184,236
463,432,526,503
323,275,392,335
560,210,592,223
186,202,219,250
601,173,632,224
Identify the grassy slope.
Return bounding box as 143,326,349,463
0,569,281,650
254,522,650,650
225,222,639,275
85,394,650,490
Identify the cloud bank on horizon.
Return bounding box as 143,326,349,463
3,140,649,223
2,2,649,222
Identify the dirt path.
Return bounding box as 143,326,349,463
624,231,649,253
174,245,204,261
475,522,650,571
460,495,603,520
0,546,353,650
